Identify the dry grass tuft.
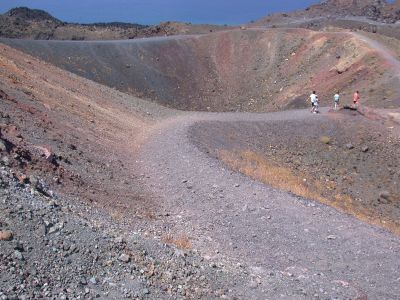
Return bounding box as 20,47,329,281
218,149,400,235
162,234,192,250
320,136,331,144
219,149,324,202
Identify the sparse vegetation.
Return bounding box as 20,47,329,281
162,234,192,250
218,148,400,235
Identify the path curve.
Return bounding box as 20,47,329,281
136,109,400,299
351,32,400,81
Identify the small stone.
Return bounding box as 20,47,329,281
48,225,60,234
346,143,354,150
235,184,240,187
14,250,24,260
114,236,124,244
0,230,13,241
0,139,7,152
327,235,337,240
69,244,77,253
29,175,39,189
249,281,258,289
118,253,130,262
142,288,150,295
1,156,9,166
361,145,369,152
14,242,24,252
48,200,58,207
89,277,98,285
379,191,390,200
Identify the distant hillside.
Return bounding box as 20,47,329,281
253,0,400,40
0,7,226,40
300,0,400,22
256,0,400,24
6,7,61,23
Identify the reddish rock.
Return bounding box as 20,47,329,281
0,230,13,241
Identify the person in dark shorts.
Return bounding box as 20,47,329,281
313,95,319,113
310,91,317,113
334,92,340,110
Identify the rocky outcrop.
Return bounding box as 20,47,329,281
256,0,400,25
6,7,61,23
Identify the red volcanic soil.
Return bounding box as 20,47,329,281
0,43,168,221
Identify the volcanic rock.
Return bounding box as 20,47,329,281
361,145,369,152
0,230,13,241
118,253,130,262
0,139,7,152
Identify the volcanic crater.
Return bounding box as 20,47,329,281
3,28,399,112
1,22,400,299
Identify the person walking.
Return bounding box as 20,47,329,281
314,94,319,113
353,90,360,107
310,91,317,113
334,92,340,110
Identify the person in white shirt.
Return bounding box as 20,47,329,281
334,92,340,110
310,91,317,113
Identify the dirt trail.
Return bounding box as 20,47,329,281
134,31,400,298
351,32,400,81
136,109,400,299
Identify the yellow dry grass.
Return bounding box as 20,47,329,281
218,149,400,235
162,234,192,250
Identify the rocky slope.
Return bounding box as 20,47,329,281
253,0,400,40
3,28,400,112
0,160,245,299
0,42,250,300
257,0,400,24
302,0,400,22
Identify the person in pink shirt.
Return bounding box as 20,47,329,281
353,90,360,107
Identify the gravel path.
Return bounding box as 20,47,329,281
137,109,400,299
